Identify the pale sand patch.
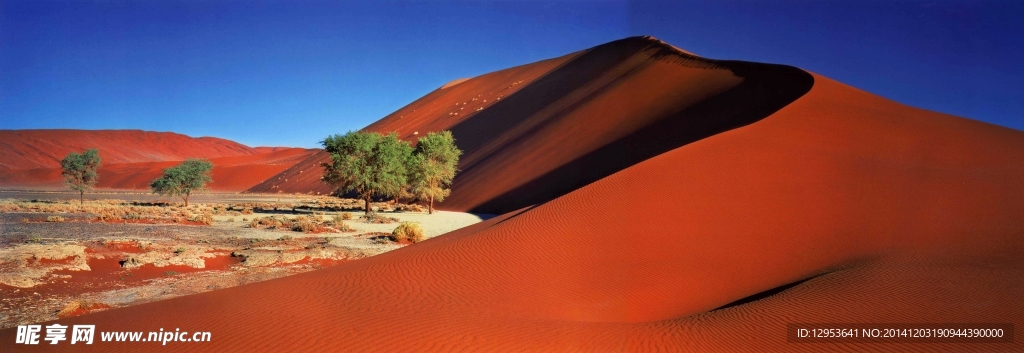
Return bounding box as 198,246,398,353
119,245,218,269
230,247,356,267
212,210,493,240
345,210,493,238
0,244,89,288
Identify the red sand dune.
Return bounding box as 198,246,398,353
0,148,316,191
0,130,258,170
3,36,1023,352
250,37,812,216
247,48,580,198
0,130,316,191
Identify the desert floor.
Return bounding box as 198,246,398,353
0,192,490,329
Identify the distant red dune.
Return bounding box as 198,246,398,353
0,129,258,169
3,36,1022,352
0,129,316,191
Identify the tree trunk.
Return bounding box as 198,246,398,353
429,195,434,215
364,196,371,215
184,193,189,207
80,191,84,205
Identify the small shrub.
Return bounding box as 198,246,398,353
291,220,316,233
395,204,425,213
392,222,425,243
46,215,65,222
0,203,22,212
190,212,214,225
97,210,122,222
361,212,399,224
278,235,293,241
330,220,353,232
174,247,186,254
340,212,353,220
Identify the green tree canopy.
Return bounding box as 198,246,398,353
376,133,414,203
409,131,462,214
61,148,101,205
321,131,412,214
150,158,213,206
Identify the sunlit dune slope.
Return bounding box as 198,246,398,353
0,147,316,191
251,37,813,215
0,130,257,170
3,37,1023,352
0,129,316,191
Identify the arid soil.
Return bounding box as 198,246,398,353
0,196,488,330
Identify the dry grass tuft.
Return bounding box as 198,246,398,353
362,212,399,224
190,212,214,225
329,219,353,232
97,209,122,222
392,221,426,243
394,204,426,213
291,219,317,233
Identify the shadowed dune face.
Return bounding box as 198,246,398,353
0,130,317,191
3,37,1022,352
454,58,812,214
250,37,813,215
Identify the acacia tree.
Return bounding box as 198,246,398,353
321,131,411,215
150,159,213,207
409,131,462,214
378,134,414,205
61,149,102,205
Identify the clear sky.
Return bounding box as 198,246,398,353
2,0,1022,148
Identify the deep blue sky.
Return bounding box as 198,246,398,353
2,0,1022,148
